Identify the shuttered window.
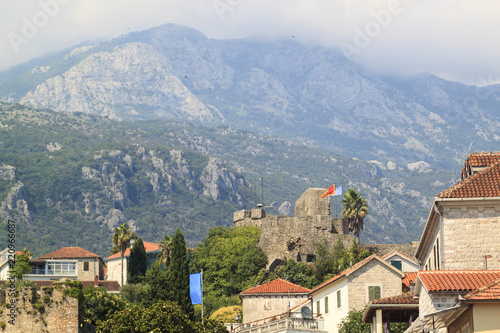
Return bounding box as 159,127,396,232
325,296,329,314
368,286,381,301
316,300,320,314
337,290,341,308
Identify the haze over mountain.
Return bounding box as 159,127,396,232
1,24,499,171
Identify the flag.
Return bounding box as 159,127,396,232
333,185,342,196
190,272,202,305
320,184,335,199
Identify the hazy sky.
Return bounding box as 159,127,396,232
1,0,499,85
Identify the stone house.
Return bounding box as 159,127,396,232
405,270,500,333
239,278,310,324
415,152,500,271
106,241,161,285
309,254,404,333
234,188,354,270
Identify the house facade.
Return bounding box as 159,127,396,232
382,250,419,272
415,152,500,271
106,241,161,285
309,255,404,333
239,278,310,324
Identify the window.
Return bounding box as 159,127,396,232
337,290,341,308
433,245,437,269
324,296,329,314
436,239,440,270
84,261,89,271
368,286,381,301
316,300,320,314
47,262,77,275
390,260,402,270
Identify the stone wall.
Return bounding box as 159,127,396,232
442,203,500,270
361,242,419,259
77,258,102,281
0,285,79,333
418,287,458,316
347,259,403,311
234,188,353,269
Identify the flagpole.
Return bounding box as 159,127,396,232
201,269,204,324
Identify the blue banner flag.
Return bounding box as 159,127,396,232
333,185,342,196
190,272,202,305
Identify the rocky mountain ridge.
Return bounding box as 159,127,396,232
1,24,499,170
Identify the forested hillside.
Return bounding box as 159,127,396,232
0,102,457,257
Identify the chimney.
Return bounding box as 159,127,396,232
94,275,99,288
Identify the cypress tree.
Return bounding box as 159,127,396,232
167,228,194,319
128,237,147,284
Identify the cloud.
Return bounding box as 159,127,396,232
0,0,499,85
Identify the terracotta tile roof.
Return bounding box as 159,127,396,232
106,241,161,260
39,247,100,259
240,278,310,295
370,292,418,305
438,158,500,198
82,280,121,292
462,278,500,301
466,152,500,168
403,272,418,291
310,254,403,294
418,270,500,292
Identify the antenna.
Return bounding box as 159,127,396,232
245,182,248,210
261,177,264,206
254,185,257,207
468,142,473,152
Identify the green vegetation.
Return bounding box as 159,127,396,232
342,188,368,243
97,300,227,333
128,237,147,284
338,309,371,333
81,285,127,327
112,223,137,287
10,249,32,282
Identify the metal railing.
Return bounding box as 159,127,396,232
231,312,322,333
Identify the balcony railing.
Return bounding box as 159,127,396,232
232,313,323,333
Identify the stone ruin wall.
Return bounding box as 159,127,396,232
0,284,79,333
234,188,354,269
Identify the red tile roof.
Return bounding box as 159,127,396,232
466,152,500,168
106,241,161,260
370,292,418,305
39,247,100,259
418,270,500,292
463,278,500,301
438,159,500,198
240,278,310,295
403,272,418,291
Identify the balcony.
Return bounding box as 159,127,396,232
233,314,325,333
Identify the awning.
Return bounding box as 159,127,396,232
404,305,469,333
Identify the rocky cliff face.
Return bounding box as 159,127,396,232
2,24,500,169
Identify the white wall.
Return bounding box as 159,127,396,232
311,278,349,333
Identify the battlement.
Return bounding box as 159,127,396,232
234,188,352,269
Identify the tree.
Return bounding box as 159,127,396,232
157,234,172,269
342,188,368,243
167,228,194,319
82,285,127,326
97,300,227,333
10,248,32,281
128,237,147,284
338,309,371,333
112,222,137,286
145,262,169,304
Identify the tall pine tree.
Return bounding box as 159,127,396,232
128,237,147,284
167,228,194,319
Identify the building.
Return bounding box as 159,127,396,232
106,241,161,285
239,278,311,324
234,188,354,270
309,254,405,333
415,152,500,271
405,270,500,333
382,250,419,272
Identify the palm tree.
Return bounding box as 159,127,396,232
112,222,137,286
157,235,172,269
341,188,368,244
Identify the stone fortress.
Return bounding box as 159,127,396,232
233,188,355,270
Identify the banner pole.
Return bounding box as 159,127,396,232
201,269,204,324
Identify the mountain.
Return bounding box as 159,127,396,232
0,102,456,257
1,24,499,171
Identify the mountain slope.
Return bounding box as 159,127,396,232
0,102,456,257
1,24,499,170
